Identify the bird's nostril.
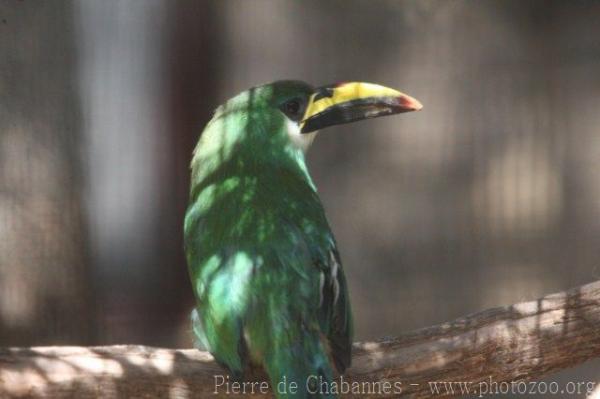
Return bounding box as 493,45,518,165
313,87,335,102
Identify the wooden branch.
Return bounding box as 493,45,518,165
1,280,599,398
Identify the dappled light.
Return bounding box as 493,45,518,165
1,0,600,397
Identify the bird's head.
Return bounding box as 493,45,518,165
191,80,421,187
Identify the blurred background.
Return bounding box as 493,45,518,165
1,0,599,396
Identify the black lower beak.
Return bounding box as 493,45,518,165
301,95,421,133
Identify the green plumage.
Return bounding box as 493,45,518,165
185,81,352,398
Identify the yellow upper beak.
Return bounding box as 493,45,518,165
300,82,422,134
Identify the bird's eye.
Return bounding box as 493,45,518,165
285,100,300,115
280,98,305,122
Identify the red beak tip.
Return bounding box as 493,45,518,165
397,96,423,111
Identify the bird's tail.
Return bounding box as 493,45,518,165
264,332,337,398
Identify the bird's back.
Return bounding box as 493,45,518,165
185,159,352,396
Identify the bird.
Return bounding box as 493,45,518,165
184,80,421,397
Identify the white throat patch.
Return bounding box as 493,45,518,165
286,119,317,153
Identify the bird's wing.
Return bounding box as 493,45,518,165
278,213,353,373
317,245,353,373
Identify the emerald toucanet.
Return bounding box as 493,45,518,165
185,81,421,397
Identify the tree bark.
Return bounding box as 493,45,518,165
0,0,95,345
1,280,599,398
